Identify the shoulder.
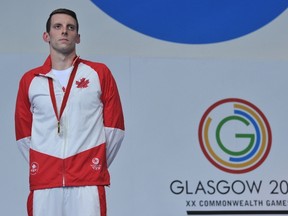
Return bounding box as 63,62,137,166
80,59,111,73
20,56,51,83
20,66,40,82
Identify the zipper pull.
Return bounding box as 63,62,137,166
58,121,61,134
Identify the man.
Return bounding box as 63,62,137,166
15,8,125,216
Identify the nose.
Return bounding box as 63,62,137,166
62,28,68,36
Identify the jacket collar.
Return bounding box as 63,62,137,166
35,55,80,76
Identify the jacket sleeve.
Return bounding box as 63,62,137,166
15,74,33,163
101,66,125,167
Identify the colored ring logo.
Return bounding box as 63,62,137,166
198,98,272,174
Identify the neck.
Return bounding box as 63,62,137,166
50,51,77,70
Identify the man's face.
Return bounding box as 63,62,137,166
44,13,80,55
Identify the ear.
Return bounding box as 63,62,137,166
76,34,81,44
43,32,50,43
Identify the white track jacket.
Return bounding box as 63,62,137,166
15,56,125,191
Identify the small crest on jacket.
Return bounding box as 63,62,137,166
30,162,39,175
76,78,90,88
91,157,101,170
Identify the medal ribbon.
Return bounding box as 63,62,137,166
48,57,80,134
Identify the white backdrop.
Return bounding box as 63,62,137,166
1,1,288,215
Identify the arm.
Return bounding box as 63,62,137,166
101,66,125,167
15,74,33,162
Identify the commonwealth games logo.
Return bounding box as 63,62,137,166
198,98,272,174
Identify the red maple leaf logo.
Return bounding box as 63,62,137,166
76,78,89,88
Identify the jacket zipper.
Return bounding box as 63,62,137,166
61,89,66,187
62,159,66,187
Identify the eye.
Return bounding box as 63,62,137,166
54,24,61,30
68,25,76,31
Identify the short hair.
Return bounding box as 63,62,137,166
46,8,79,33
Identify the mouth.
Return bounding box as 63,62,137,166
59,38,69,42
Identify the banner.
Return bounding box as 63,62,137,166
108,58,288,216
